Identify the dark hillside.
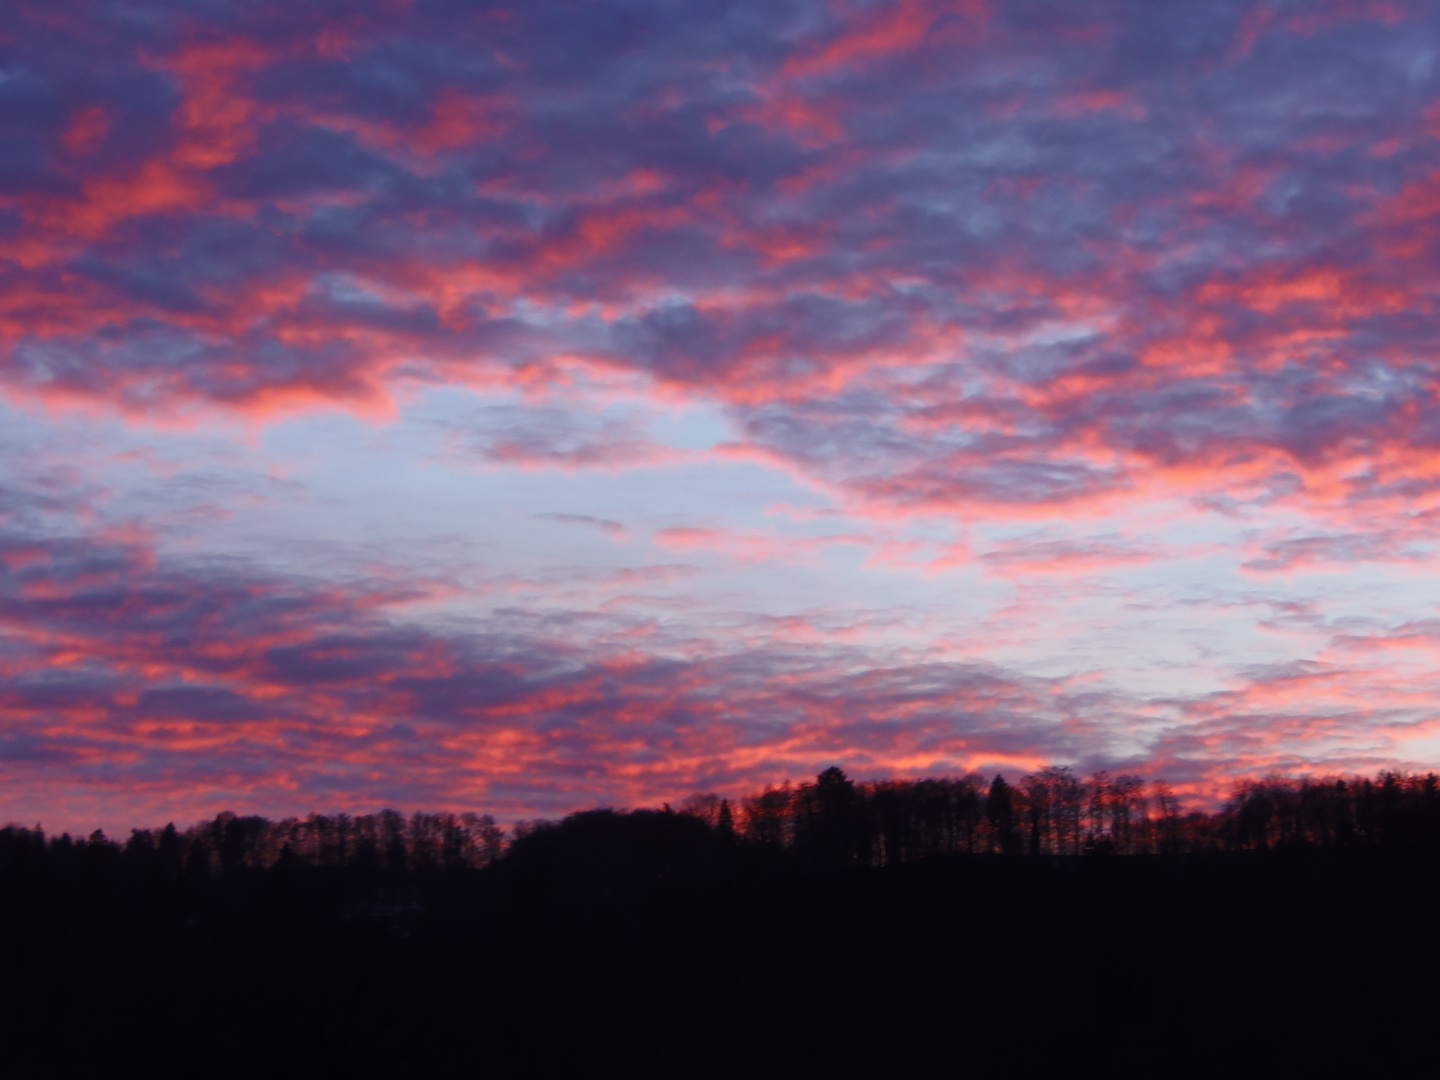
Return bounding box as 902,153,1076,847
2,776,1439,1075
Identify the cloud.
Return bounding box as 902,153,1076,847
448,407,677,471
0,0,1430,531
537,513,628,538
0,517,1085,827
3,1,1440,827
978,535,1169,578
653,524,870,565
1242,530,1430,573
1,507,1434,830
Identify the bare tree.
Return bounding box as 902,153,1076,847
680,793,723,828
1152,781,1181,854
742,783,794,847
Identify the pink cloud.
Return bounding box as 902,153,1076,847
2,0,1440,829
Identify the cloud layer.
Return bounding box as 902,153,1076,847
3,1,1440,829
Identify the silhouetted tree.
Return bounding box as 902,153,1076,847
1020,771,1053,855
717,800,735,840
381,809,408,871
742,783,793,847
987,775,1017,854
680,793,723,827
1152,782,1181,854
1108,775,1145,854
794,767,867,864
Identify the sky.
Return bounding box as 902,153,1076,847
4,0,1440,833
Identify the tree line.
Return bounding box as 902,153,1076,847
0,809,505,881
4,766,1438,877
728,766,1440,860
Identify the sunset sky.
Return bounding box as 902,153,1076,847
4,0,1440,832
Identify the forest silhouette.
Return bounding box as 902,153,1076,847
3,767,1439,1075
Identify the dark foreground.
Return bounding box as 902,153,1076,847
2,811,1437,1077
